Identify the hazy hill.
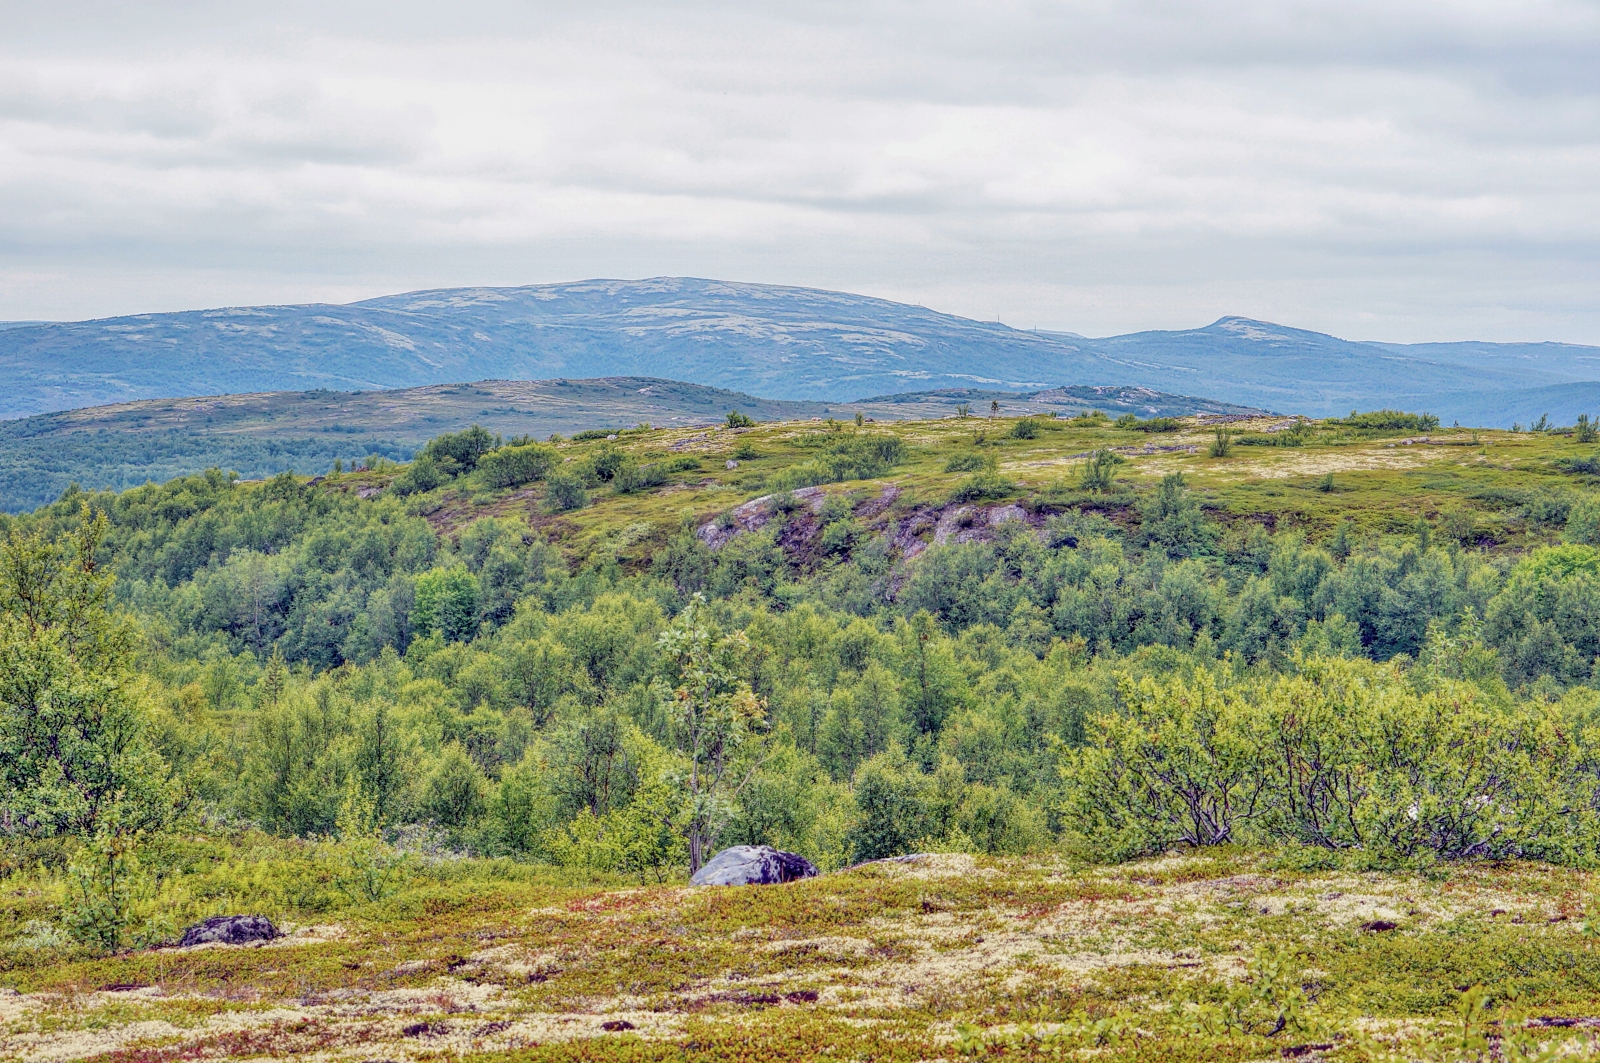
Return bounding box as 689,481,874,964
0,376,1263,512
1417,381,1600,430
3,278,1598,422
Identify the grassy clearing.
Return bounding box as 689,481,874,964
10,844,1600,1061
377,413,1596,563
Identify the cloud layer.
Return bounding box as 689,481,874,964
3,0,1599,340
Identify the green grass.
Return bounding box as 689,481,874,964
0,379,1262,512
379,413,1599,569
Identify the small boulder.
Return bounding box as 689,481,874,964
690,845,817,887
178,915,278,948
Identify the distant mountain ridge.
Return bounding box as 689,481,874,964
1,277,1597,424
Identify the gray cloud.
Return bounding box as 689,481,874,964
1,0,1598,342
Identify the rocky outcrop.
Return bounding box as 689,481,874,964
696,486,827,549
178,915,279,947
689,845,819,886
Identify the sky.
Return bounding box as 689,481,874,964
2,0,1599,342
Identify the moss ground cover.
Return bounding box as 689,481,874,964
9,843,1600,1060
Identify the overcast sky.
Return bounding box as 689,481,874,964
2,1,1599,341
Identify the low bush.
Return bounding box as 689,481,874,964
546,472,589,511
1333,410,1441,432
773,433,905,490
949,471,1017,503
1079,448,1123,491
1115,415,1182,432
1058,658,1599,865
390,453,447,496
478,443,557,488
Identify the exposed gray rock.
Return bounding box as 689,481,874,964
690,845,818,887
178,915,278,947
695,486,827,549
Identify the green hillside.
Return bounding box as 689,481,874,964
0,377,1263,512
5,407,1600,1060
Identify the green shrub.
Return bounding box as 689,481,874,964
1566,499,1600,546
419,744,488,834
948,471,1016,503
411,566,480,643
1079,448,1123,491
944,452,986,473
1117,415,1182,433
63,829,146,952
848,752,929,862
546,471,589,511
725,410,755,428
390,453,447,495
1010,418,1040,440
583,444,628,484
1138,472,1214,558
614,455,700,494
422,425,495,472
773,433,906,490
1058,660,1599,864
1334,410,1441,432
477,442,557,488
613,462,665,493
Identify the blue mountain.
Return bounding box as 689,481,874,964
2,278,1596,424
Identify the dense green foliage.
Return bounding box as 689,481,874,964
8,408,1600,958
0,429,413,513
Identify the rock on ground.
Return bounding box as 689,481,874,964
689,845,818,887
178,915,279,947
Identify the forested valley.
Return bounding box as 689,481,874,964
9,408,1600,1060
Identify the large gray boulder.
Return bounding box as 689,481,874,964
690,845,818,887
178,915,279,947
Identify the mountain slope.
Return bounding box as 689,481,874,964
3,278,1599,420
0,279,1113,418
1407,381,1600,430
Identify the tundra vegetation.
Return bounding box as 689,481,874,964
7,409,1600,1060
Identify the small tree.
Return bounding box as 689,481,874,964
1079,448,1123,492
726,410,755,429
1209,427,1234,458
1139,471,1214,558
1578,414,1597,444
657,595,768,874
411,566,479,642
0,508,174,837
546,472,589,512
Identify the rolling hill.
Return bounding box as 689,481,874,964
3,278,1599,423
0,376,1264,512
